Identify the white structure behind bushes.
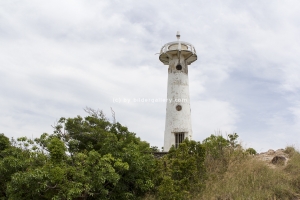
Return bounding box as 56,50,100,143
158,32,197,151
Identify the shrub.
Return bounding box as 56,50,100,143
200,153,297,199
284,146,296,157
284,150,300,192
246,147,257,155
155,139,206,200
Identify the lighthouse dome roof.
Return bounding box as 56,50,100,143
159,40,197,65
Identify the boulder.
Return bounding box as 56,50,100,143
271,155,287,165
267,149,275,155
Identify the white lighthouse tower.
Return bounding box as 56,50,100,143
159,32,197,151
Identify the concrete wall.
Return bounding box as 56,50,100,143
164,54,192,151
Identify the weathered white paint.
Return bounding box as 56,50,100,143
159,33,197,151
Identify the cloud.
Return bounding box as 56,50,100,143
192,99,239,141
1,0,300,151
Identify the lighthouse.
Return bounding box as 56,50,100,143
159,32,197,151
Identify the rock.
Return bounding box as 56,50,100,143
276,149,284,153
255,149,289,168
271,155,287,165
267,149,275,155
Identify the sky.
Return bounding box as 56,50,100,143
1,0,300,152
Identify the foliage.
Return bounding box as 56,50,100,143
202,133,241,176
246,147,257,155
198,136,300,199
2,110,300,199
202,133,240,158
200,153,298,199
6,149,126,200
284,146,296,157
0,133,10,152
202,134,229,159
56,112,156,199
284,148,300,191
154,139,206,200
0,109,156,200
0,142,33,199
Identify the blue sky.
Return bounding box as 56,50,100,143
1,0,300,152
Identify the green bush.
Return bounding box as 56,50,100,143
154,139,206,200
0,133,10,151
284,150,300,191
3,110,300,200
246,147,257,155
0,109,156,200
284,146,296,157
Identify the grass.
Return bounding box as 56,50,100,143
199,157,296,199
200,146,300,200
145,146,300,200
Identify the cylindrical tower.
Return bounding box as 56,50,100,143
159,32,197,151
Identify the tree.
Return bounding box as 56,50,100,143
202,134,230,160
0,133,10,152
55,112,156,199
0,110,156,200
0,135,39,199
155,139,206,200
246,147,257,155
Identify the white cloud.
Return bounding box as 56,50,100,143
1,0,300,151
192,99,239,141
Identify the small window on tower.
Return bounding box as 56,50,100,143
175,132,185,148
176,105,182,111
176,64,182,70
